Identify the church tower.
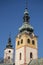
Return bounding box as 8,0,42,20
4,36,14,63
15,2,38,65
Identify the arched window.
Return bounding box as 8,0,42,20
21,39,23,44
32,40,35,45
17,41,20,45
8,56,10,59
27,39,30,43
20,53,22,60
30,52,33,59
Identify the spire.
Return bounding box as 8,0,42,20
25,0,28,9
23,8,30,23
23,0,30,23
19,0,34,33
6,35,13,49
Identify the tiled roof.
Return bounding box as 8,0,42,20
28,58,43,65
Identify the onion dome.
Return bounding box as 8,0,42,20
19,8,34,33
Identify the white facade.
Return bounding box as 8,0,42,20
26,47,38,64
15,47,24,65
4,48,14,63
15,46,38,65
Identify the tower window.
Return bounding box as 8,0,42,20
30,52,33,59
9,50,11,53
27,39,30,43
20,53,22,60
21,39,23,44
32,40,35,45
17,41,20,45
8,56,10,59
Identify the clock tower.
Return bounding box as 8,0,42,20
15,5,38,65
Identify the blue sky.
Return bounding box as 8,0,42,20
0,0,43,59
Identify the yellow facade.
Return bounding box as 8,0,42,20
16,33,38,50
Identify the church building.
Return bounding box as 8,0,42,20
0,1,43,65
15,8,38,65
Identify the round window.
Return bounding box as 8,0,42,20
9,50,11,53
